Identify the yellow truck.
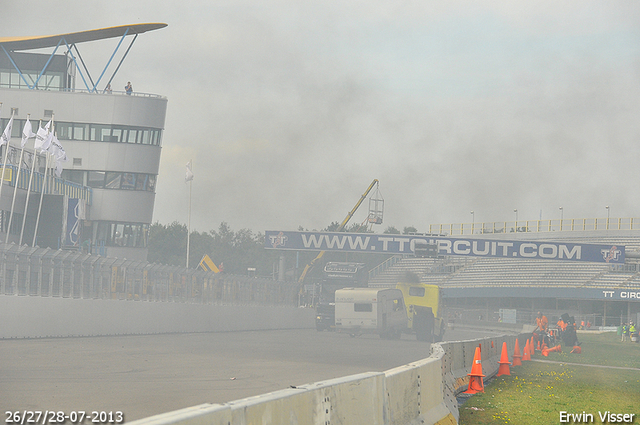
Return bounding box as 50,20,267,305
396,282,446,342
334,283,445,342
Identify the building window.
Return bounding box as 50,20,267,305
92,221,149,248
121,173,136,190
65,170,84,185
51,121,163,146
62,170,157,192
87,171,105,188
73,123,89,140
105,172,122,189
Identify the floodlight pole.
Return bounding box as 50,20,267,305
186,162,192,268
559,207,563,231
470,211,474,234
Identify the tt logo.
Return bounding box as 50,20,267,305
601,246,621,262
269,232,288,248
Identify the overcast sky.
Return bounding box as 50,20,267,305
5,1,640,234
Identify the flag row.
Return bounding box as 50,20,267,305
1,112,68,178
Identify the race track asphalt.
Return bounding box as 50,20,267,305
1,327,497,422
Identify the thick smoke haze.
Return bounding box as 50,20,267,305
5,1,640,233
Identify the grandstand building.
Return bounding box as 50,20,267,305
368,222,640,327
0,24,167,261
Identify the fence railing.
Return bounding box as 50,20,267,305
428,217,640,236
1,163,92,204
367,254,403,281
0,243,296,306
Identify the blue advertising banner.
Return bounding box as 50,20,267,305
65,198,81,247
264,231,625,264
443,286,640,302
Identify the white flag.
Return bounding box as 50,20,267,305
185,160,194,182
34,120,53,152
1,114,13,147
21,117,36,148
49,135,66,160
49,134,67,177
55,153,68,177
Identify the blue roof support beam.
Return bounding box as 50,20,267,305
71,43,97,91
1,36,91,92
60,28,137,93
93,28,134,93
33,39,65,89
1,41,65,90
1,26,142,93
60,37,93,92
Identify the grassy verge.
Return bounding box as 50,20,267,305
458,333,640,424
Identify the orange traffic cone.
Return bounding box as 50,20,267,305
529,337,535,356
570,346,581,354
464,347,485,394
497,342,511,376
512,339,522,366
536,340,541,351
522,339,531,361
545,345,562,355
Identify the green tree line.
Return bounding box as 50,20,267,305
148,221,422,279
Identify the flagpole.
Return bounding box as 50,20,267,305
5,145,24,244
33,151,49,247
19,120,40,245
0,109,14,203
33,118,54,247
6,114,32,244
186,160,192,268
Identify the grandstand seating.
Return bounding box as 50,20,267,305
369,245,640,290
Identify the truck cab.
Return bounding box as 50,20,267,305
315,262,368,331
396,282,446,342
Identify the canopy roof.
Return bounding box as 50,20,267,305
0,23,167,51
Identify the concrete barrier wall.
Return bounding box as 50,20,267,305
229,372,386,424
129,333,527,425
0,295,316,338
125,373,387,425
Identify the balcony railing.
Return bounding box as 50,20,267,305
428,218,640,236
1,163,92,205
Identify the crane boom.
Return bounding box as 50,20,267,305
298,179,379,283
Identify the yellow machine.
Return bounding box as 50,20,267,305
298,179,382,284
396,282,446,342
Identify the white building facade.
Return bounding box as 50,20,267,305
0,24,167,261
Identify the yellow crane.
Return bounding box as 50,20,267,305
298,179,381,283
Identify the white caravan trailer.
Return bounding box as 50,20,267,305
334,288,407,338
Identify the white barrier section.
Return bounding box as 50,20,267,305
129,373,386,425
0,296,316,338
229,372,385,424
129,334,527,425
124,404,231,425
384,345,454,425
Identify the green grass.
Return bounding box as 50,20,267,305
459,333,640,424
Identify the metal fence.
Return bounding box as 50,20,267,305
429,217,640,236
0,243,297,306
